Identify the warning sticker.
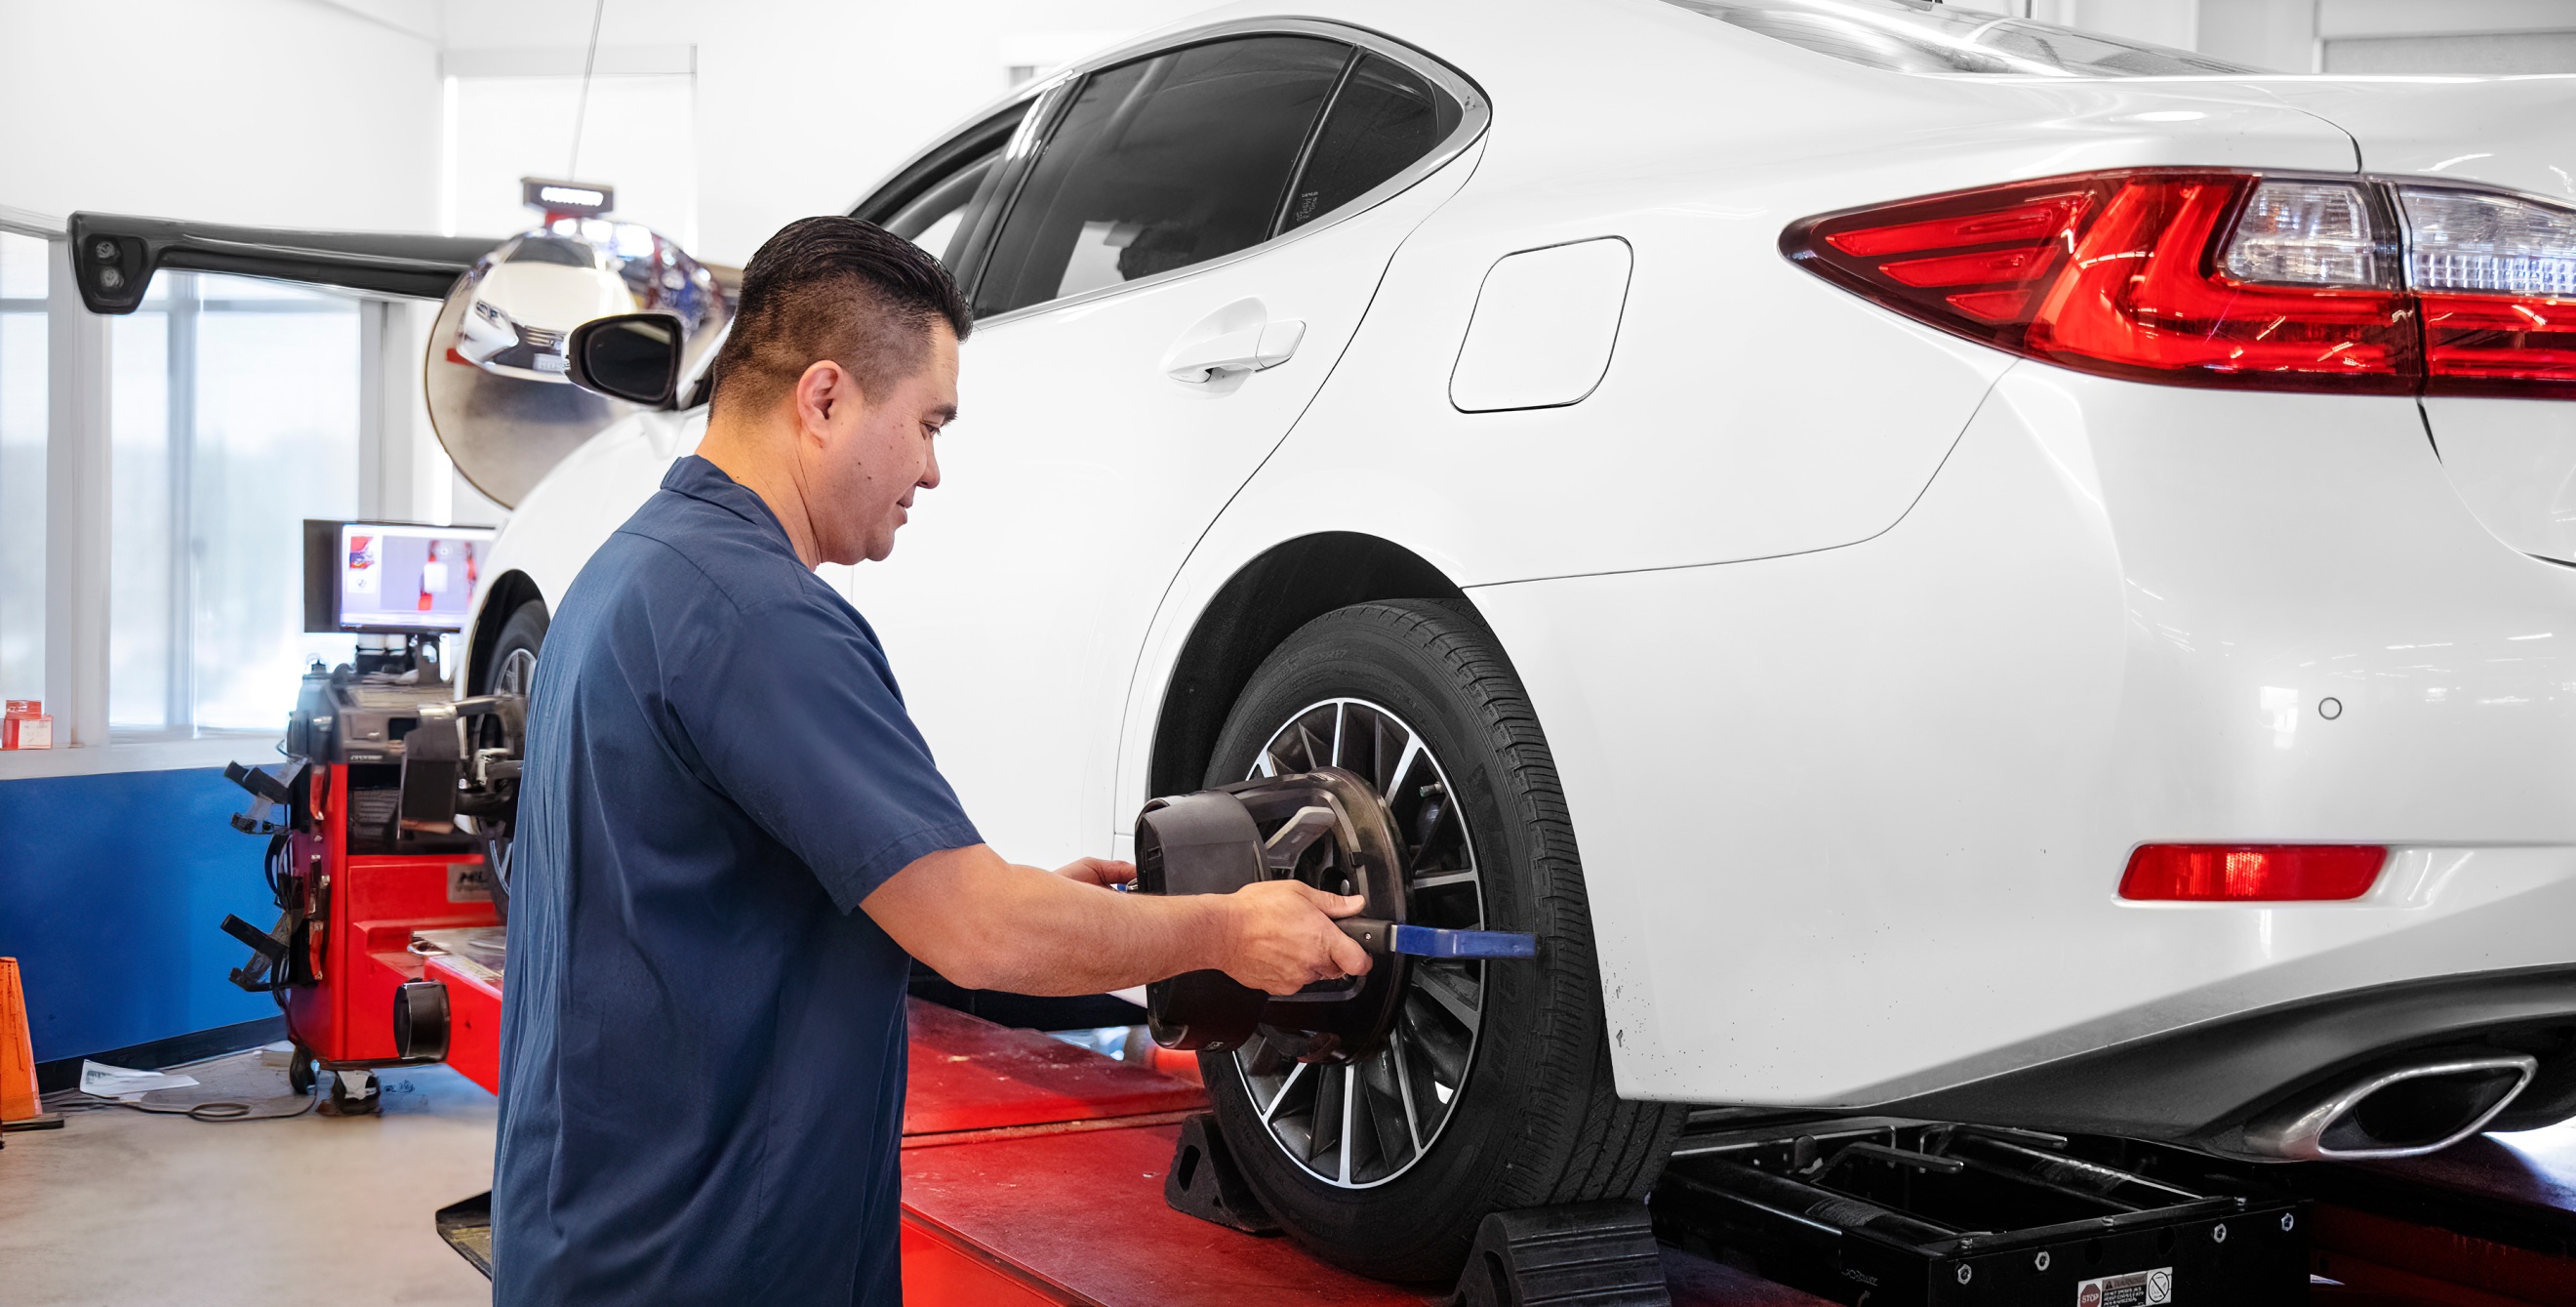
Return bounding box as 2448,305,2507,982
2075,1267,2173,1307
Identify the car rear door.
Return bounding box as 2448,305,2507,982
854,25,1484,863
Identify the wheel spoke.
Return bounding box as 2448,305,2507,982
1308,1065,1344,1169
1337,1064,1356,1184
1408,869,1477,891
1406,786,1449,874
1359,1047,1414,1173
1414,960,1480,1030
1388,1029,1426,1155
1329,702,1347,768
1383,733,1423,807
1404,1002,1473,1087
1262,1060,1308,1123
1294,720,1327,772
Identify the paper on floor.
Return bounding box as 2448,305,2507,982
78,1059,200,1101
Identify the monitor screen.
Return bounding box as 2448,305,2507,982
309,520,496,633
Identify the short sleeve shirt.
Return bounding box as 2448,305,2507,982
492,456,981,1306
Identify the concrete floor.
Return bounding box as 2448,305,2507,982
0,1048,497,1306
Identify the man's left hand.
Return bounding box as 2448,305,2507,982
1055,857,1137,888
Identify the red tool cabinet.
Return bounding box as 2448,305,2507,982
280,763,498,1069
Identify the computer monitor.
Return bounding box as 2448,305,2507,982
304,519,497,634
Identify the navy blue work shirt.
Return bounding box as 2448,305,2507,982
493,455,981,1305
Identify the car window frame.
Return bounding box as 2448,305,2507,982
852,100,1043,267
850,19,1488,331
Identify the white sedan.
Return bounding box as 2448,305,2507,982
103,0,2576,1281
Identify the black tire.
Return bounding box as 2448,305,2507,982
481,601,548,697
286,1043,316,1096
1198,599,1685,1282
477,600,547,920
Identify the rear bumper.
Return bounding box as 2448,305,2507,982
1889,963,2576,1154
1471,363,2576,1120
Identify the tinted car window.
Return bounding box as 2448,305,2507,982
974,36,1351,317
886,148,1000,267
1279,54,1461,233
868,104,1029,270
1664,0,2260,76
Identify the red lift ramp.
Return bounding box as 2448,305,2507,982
902,1118,1831,1307
894,1001,1824,1307
903,1000,1207,1138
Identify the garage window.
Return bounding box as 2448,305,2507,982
972,36,1352,317
108,273,359,735
0,230,43,709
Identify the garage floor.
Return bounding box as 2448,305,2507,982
0,1049,497,1306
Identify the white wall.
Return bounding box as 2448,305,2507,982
0,0,443,230
1952,0,2576,73
438,0,1210,265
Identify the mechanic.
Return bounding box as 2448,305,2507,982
490,216,1374,1307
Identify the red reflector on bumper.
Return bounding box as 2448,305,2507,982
2118,844,2387,901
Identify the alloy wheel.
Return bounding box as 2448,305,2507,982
1233,697,1486,1189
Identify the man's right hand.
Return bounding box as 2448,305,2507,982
1220,880,1374,996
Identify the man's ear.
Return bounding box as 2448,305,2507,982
791,360,861,441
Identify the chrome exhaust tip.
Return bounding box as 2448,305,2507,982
2243,1054,2538,1161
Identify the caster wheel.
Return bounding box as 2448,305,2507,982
1198,599,1685,1281
286,1043,316,1096
321,1069,380,1117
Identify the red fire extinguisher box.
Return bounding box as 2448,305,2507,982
2,701,51,751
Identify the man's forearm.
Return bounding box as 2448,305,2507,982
865,844,1229,995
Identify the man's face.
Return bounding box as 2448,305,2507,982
798,322,959,565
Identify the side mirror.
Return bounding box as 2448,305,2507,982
566,312,683,407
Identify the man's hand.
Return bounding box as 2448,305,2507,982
1220,880,1373,996
1056,857,1136,888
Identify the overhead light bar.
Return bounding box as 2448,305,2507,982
521,177,615,219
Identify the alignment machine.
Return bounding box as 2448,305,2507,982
215,517,510,1114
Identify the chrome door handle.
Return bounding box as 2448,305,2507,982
1164,319,1306,384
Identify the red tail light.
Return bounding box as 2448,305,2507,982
1786,169,2576,399
2400,184,2576,398
2117,844,2387,902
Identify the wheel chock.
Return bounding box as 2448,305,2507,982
1447,1199,1669,1307
1163,1112,1278,1235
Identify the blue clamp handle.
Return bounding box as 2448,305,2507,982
1340,918,1537,960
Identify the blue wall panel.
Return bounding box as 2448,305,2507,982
0,766,278,1063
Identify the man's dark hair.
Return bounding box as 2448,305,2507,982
708,216,972,418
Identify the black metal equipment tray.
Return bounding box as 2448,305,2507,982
1651,1118,2308,1307
435,1190,494,1278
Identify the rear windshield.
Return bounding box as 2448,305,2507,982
1663,0,2263,77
